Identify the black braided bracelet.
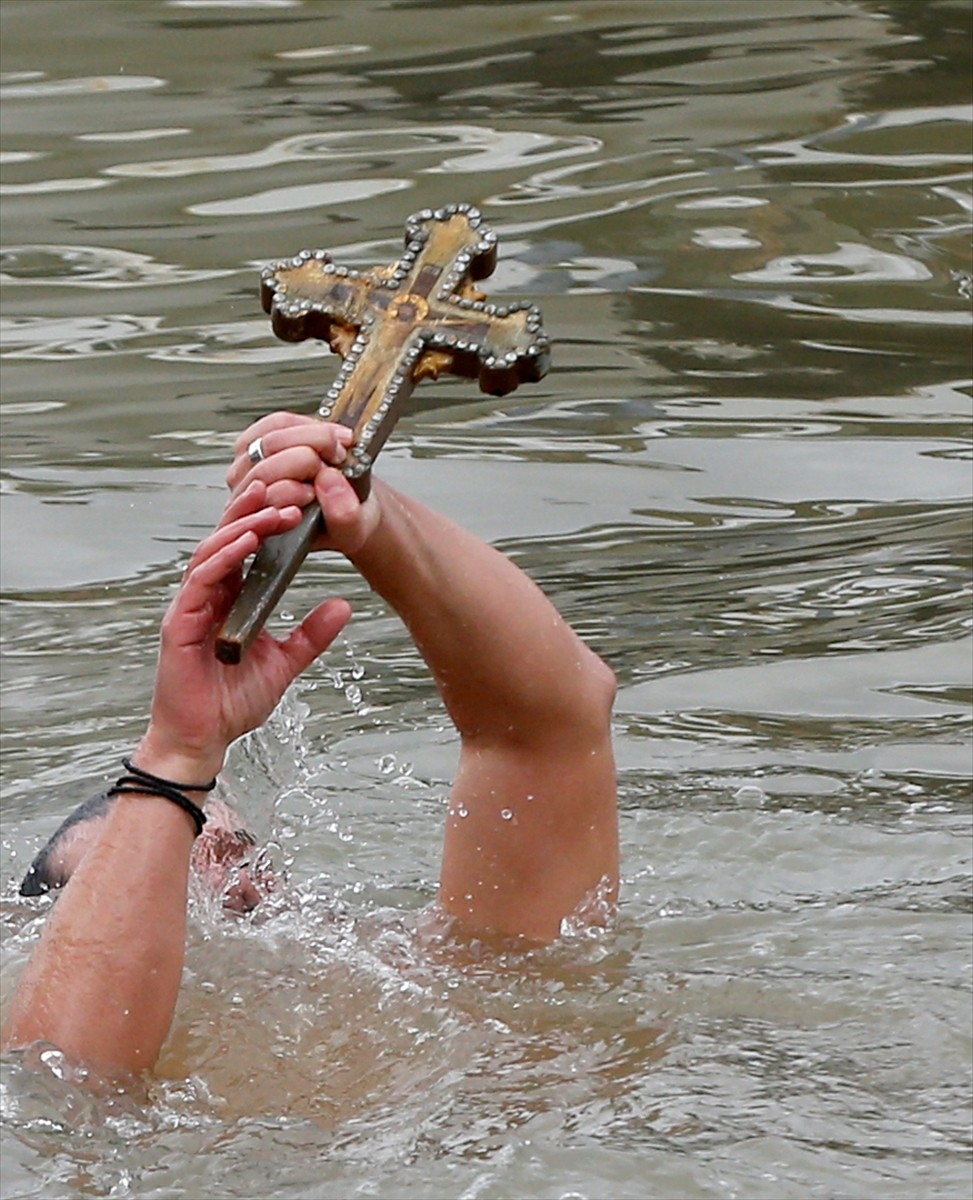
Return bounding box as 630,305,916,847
121,757,217,793
107,778,208,837
107,759,214,837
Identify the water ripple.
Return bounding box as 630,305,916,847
0,245,233,288
187,177,411,218
0,177,112,196
0,74,165,99
103,126,597,180
0,315,163,358
734,242,932,284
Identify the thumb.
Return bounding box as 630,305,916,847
278,598,352,679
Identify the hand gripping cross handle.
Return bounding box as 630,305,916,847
215,204,551,663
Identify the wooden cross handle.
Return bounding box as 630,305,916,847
215,204,550,663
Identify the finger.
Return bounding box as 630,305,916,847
171,511,305,644
182,506,303,601
187,530,257,598
227,419,354,490
314,465,363,530
233,411,319,457
229,445,329,500
208,481,268,545
277,597,353,679
163,529,257,648
195,495,285,573
227,442,347,501
184,497,261,580
218,480,316,527
221,479,267,521
264,478,316,510
256,422,354,461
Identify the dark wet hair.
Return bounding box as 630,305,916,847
18,791,116,896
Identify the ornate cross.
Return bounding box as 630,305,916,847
216,204,551,662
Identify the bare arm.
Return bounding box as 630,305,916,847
353,483,618,942
2,787,197,1076
1,482,352,1076
228,414,619,943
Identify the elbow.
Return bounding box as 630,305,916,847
578,647,617,734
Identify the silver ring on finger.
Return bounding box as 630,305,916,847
247,437,266,465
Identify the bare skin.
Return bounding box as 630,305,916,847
1,414,617,1078
19,794,266,914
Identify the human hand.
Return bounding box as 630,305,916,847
135,484,351,783
224,412,382,558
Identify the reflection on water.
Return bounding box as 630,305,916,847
0,245,232,287
1,0,970,1198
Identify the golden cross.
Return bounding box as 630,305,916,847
216,205,550,662
261,203,549,482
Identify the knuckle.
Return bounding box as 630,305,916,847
287,446,320,474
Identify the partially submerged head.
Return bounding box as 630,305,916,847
19,792,270,914
189,796,270,914
18,792,114,897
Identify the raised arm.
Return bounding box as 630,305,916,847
227,414,619,943
1,479,352,1077
355,484,619,942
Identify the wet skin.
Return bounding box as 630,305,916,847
20,794,268,915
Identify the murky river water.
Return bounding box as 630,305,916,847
1,1,971,1197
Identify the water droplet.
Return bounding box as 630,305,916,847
500,808,513,821
456,805,468,818
733,784,768,807
40,1049,67,1079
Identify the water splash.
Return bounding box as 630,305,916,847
559,875,616,941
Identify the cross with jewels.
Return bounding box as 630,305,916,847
216,204,551,663
259,202,550,483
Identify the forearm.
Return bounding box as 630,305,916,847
219,422,619,942
349,480,619,940
352,480,615,744
2,491,350,1074
1,740,220,1077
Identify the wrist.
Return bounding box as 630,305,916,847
345,479,399,570
133,728,226,790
